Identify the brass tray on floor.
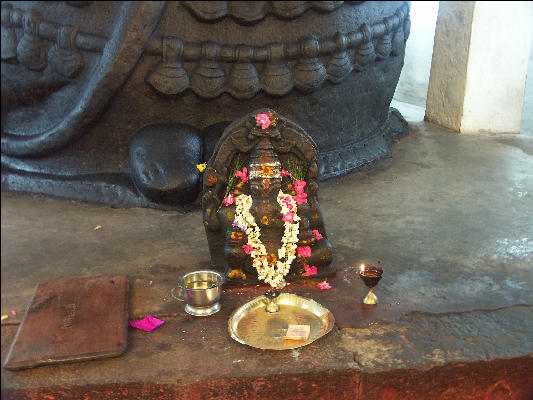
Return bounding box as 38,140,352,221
228,293,335,350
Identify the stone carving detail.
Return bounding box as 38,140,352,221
48,26,84,78
260,43,294,96
1,4,18,63
1,2,164,158
375,17,393,61
130,124,202,205
145,37,190,96
202,109,333,284
144,3,410,99
17,10,47,71
319,108,408,179
228,45,261,99
293,35,327,92
354,23,375,71
190,43,226,98
326,32,352,83
1,4,107,70
183,1,350,24
2,1,410,209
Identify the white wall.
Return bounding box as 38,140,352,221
393,1,439,107
460,1,533,134
522,32,533,137
395,1,533,135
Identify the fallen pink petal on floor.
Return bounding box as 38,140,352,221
129,315,165,332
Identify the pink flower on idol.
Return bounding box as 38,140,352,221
223,194,235,206
282,196,294,210
304,265,318,276
255,113,271,130
297,246,312,258
293,192,307,205
282,211,295,222
242,244,253,254
235,167,248,183
317,281,332,290
312,229,323,240
281,169,292,178
293,180,306,194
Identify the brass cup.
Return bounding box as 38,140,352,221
359,266,383,305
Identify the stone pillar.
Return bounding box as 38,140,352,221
426,2,533,133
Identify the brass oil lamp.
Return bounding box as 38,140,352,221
359,262,383,305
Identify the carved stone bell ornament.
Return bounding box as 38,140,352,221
202,110,334,288
1,1,410,208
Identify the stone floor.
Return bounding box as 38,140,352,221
2,102,533,399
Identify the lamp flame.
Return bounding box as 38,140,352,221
360,263,365,273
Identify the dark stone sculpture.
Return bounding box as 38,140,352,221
203,109,333,286
1,1,410,209
130,124,202,204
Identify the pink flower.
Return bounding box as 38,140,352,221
242,244,253,254
235,167,248,183
255,113,271,130
317,281,332,290
282,195,294,210
223,194,235,206
293,180,306,194
293,192,307,205
282,211,295,222
304,265,318,276
312,230,323,240
297,246,312,258
129,315,165,332
282,195,293,206
281,169,292,178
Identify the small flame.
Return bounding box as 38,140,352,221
360,263,365,272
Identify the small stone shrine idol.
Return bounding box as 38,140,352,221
202,109,333,288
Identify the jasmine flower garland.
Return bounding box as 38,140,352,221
233,190,300,289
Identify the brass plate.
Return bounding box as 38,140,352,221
228,293,335,350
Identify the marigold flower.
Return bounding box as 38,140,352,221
231,232,243,240
312,229,323,240
317,280,332,290
196,163,207,172
228,269,246,279
266,253,277,265
261,165,273,176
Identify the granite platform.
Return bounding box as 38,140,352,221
2,103,533,399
